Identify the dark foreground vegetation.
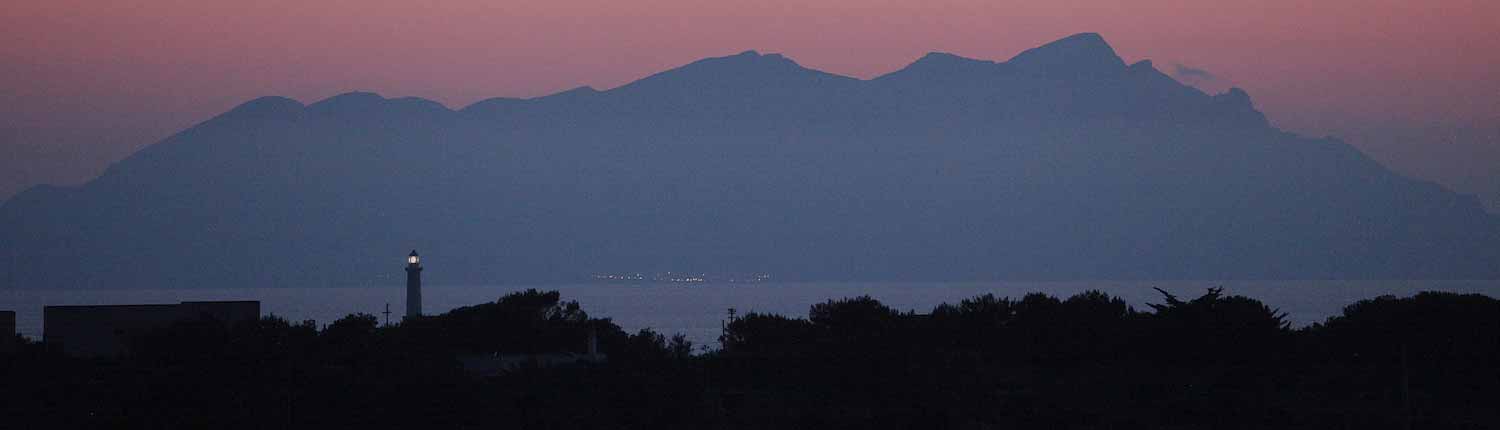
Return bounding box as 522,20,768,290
4,288,1499,429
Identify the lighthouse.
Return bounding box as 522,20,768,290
405,250,422,319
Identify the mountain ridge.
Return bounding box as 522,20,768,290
217,34,1244,117
2,33,1496,289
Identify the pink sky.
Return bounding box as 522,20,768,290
2,0,1498,204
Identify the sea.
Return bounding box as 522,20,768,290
5,280,1500,350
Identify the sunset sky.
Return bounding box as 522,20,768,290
3,0,1497,207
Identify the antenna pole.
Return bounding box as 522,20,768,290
382,303,392,327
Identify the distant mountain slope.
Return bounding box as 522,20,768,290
2,33,1497,289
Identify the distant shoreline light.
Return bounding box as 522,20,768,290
590,272,772,284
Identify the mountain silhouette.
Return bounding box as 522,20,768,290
2,33,1497,289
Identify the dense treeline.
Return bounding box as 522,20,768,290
3,288,1498,429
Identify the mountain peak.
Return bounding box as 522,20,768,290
222,96,304,121
462,96,525,110
302,92,452,117
612,50,855,96
913,52,995,67
308,91,386,112
679,50,813,72
708,50,799,68
549,85,599,97
1007,32,1126,79
317,91,384,103
875,52,999,82
1054,32,1110,47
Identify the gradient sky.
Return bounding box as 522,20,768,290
3,0,1498,208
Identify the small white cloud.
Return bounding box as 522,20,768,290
1170,63,1232,94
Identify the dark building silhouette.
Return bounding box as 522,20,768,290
406,250,422,319
43,301,259,357
1,310,14,353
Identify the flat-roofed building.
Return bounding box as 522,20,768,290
1,310,15,353
43,301,259,357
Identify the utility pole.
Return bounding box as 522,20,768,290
721,308,738,351
382,303,391,327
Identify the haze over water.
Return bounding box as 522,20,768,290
8,280,1500,348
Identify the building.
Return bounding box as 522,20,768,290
1,310,15,353
43,301,259,357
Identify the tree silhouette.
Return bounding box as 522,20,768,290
1145,287,1289,363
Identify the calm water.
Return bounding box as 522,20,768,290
6,281,1500,349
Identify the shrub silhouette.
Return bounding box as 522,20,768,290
930,293,1016,351
808,295,908,349
321,313,380,366
1145,287,1289,363
721,312,818,355
615,328,694,364
1056,290,1138,359
323,313,378,343
1311,291,1500,364
419,289,596,354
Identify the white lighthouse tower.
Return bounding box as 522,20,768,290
405,250,422,319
